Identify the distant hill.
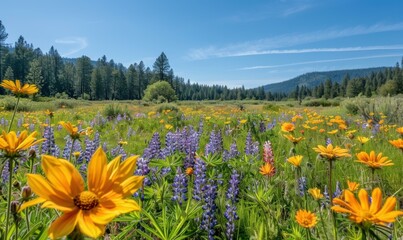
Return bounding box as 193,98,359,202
263,67,387,93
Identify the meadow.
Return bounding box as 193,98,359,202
0,86,402,239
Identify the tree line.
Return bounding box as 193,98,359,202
289,62,403,101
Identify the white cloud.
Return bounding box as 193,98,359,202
55,37,88,57
283,5,311,16
187,22,403,60
239,54,403,70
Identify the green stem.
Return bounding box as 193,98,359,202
318,201,329,240
371,168,375,189
25,208,30,232
15,218,18,240
306,228,312,239
68,138,76,164
328,160,333,205
8,96,20,132
5,158,14,239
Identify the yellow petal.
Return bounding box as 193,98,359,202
48,209,80,239
42,155,84,196
78,211,105,238
27,174,74,208
41,201,76,212
87,147,107,194
19,197,46,212
115,155,139,181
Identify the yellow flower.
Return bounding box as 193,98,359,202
0,79,38,96
332,188,403,225
287,155,303,167
59,121,81,140
259,163,276,177
313,144,351,161
165,124,173,130
22,123,30,129
283,134,304,144
295,209,318,228
308,188,323,200
20,147,144,239
0,131,44,157
224,121,231,125
347,180,360,192
355,151,393,169
281,122,295,132
45,109,54,118
159,119,165,124
239,119,247,124
389,139,403,150
319,128,325,133
357,136,370,144
72,151,81,158
327,129,338,135
118,140,128,146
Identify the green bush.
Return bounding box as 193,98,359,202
262,103,280,112
103,103,131,119
55,99,77,109
143,81,177,103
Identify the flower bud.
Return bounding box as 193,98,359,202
29,149,37,159
11,201,19,214
13,181,21,190
22,186,32,199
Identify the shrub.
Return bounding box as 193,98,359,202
103,103,131,119
263,103,280,112
55,99,77,109
143,81,177,103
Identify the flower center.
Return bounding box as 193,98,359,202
73,191,99,210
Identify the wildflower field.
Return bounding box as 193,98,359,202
0,81,403,239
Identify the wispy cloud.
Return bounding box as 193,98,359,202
283,5,311,16
187,22,403,60
55,37,88,57
239,54,403,70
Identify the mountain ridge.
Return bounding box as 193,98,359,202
262,67,388,93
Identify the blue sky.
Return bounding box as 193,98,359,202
2,0,403,88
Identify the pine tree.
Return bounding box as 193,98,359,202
4,66,14,80
26,59,44,94
0,20,8,81
152,52,171,82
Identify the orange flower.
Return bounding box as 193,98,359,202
185,167,193,176
259,163,276,177
332,188,403,225
389,139,403,150
0,79,38,96
312,144,351,161
59,121,81,140
396,127,403,136
347,180,359,192
287,155,303,167
327,129,338,135
281,122,295,132
20,147,144,239
355,151,393,169
295,209,318,228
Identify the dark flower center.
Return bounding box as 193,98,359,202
73,191,99,210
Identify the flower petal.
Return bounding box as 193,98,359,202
78,211,105,238
27,174,74,208
42,155,84,196
48,209,80,240
370,188,382,214
87,147,107,195
358,189,369,211
19,197,46,212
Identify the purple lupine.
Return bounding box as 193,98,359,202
198,119,204,135
333,181,342,198
201,180,218,240
326,137,332,146
298,176,307,197
225,170,240,239
135,157,151,186
267,119,276,130
244,132,259,155
172,168,188,205
62,136,82,160
78,134,100,164
259,121,266,132
183,127,201,168
1,160,9,183
205,130,223,156
111,145,127,159
322,185,330,207
17,118,23,128
142,132,162,160
193,158,207,201
161,131,180,158
41,126,60,157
